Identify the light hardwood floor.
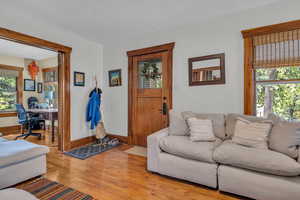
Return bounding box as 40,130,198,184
6,134,243,200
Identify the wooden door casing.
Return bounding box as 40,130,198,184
128,43,174,146
127,43,175,146
130,50,172,146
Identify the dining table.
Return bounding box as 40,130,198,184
27,108,58,143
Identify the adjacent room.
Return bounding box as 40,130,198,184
1,0,300,200
0,39,60,149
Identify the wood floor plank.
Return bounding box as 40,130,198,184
6,133,242,200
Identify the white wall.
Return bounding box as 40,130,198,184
37,57,58,68
102,0,300,136
0,4,103,140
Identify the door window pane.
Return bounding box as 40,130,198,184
138,58,162,88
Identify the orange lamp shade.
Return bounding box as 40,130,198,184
28,61,39,80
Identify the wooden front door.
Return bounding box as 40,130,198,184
128,43,174,147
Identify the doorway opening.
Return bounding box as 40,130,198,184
0,28,71,151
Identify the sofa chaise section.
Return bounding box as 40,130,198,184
218,165,300,200
213,133,300,200
147,128,219,188
0,140,49,189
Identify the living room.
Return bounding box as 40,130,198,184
1,0,300,200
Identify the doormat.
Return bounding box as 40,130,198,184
64,138,121,160
17,178,95,200
124,146,147,157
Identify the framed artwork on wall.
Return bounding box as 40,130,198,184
74,71,85,87
37,82,43,93
108,69,122,87
24,79,36,91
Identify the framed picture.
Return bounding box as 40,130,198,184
24,79,36,91
74,71,85,87
108,69,122,87
37,82,43,93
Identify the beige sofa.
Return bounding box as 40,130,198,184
147,112,300,200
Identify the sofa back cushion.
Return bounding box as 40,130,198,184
232,117,272,149
182,111,226,139
226,113,268,138
268,114,300,159
168,110,189,136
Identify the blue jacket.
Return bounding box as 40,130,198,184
86,91,101,129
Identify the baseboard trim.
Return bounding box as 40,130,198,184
106,133,128,144
0,125,21,136
70,136,96,149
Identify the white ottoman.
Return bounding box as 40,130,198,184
0,188,38,200
0,140,49,189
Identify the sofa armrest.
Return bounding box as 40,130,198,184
147,128,168,172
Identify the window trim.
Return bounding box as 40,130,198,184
0,64,23,117
242,19,300,115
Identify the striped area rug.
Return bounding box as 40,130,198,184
17,178,95,200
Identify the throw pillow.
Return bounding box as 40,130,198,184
186,118,216,142
268,118,300,159
168,110,189,136
232,117,272,149
226,113,268,139
182,111,226,139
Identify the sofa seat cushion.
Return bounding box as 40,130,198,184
0,188,38,200
0,140,49,168
159,136,222,163
214,140,300,176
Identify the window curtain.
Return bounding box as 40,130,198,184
253,29,300,68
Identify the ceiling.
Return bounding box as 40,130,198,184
0,39,57,60
3,0,282,44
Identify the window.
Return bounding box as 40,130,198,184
0,65,23,113
255,67,300,120
242,20,300,120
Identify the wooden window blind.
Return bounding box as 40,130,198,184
253,29,300,68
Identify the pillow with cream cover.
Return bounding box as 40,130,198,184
232,117,272,149
182,111,226,139
187,117,216,142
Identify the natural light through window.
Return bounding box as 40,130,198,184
255,66,300,120
0,69,18,112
